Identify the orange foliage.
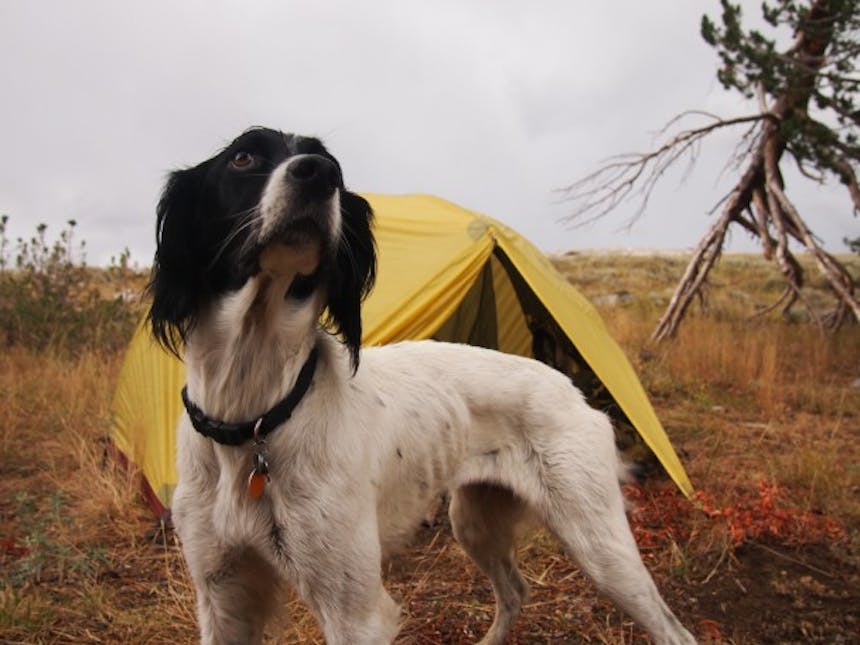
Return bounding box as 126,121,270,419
625,479,846,553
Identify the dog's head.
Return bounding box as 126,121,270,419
147,127,376,369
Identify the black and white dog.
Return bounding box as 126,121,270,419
148,127,696,645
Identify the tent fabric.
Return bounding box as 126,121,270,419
111,318,185,514
110,194,693,513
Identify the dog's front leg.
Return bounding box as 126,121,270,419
173,490,278,644
191,548,279,645
313,579,400,645
287,513,401,645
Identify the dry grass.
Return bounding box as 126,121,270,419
555,253,860,528
0,349,197,643
1,252,858,643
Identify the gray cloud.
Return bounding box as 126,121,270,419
1,0,855,266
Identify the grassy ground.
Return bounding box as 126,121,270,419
1,252,858,643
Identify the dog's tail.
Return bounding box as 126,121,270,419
616,454,643,514
617,456,637,485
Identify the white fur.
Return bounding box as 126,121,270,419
258,155,342,245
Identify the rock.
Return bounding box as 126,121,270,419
591,291,634,307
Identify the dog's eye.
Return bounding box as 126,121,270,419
230,151,256,170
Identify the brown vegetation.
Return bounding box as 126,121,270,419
1,252,858,643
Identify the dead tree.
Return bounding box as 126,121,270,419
563,0,859,341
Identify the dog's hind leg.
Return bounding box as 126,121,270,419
539,453,696,643
546,504,695,644
449,483,533,645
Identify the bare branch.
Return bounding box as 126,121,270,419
750,186,774,259
770,182,860,322
787,148,828,183
561,113,774,228
650,212,731,342
650,141,767,341
749,285,796,320
758,135,819,325
829,154,860,213
811,142,860,213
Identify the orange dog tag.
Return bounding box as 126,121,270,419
248,452,269,499
248,469,268,499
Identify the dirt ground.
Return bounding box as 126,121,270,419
4,392,857,644
382,498,859,644
67,494,857,645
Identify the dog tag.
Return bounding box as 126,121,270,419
248,452,269,499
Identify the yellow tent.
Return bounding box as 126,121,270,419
110,194,692,514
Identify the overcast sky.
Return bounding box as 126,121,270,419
1,0,856,266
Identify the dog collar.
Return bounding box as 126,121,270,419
181,346,319,447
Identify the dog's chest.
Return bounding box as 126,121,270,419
208,451,280,546
201,425,357,556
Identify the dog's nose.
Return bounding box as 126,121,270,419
285,154,339,197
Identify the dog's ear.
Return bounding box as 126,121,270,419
146,164,210,357
325,191,377,372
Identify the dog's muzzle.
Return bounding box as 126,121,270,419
255,154,342,281
258,154,342,248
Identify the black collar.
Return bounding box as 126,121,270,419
181,346,319,446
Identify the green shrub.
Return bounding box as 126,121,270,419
0,216,139,355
